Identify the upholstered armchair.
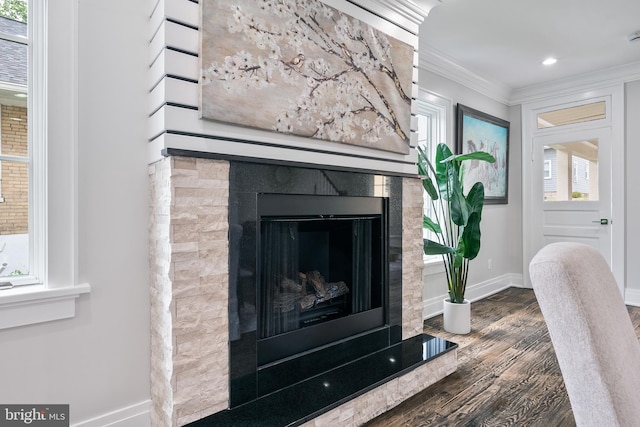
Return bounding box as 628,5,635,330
529,242,640,426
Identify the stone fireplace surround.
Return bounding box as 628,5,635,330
149,154,458,426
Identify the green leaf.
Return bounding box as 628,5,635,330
423,239,455,255
417,146,439,200
462,211,482,259
462,183,484,259
453,238,465,268
423,215,441,234
417,151,428,176
435,144,457,200
422,176,439,200
450,178,469,226
442,151,496,164
466,182,485,219
433,144,468,225
417,145,436,176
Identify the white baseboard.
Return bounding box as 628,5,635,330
71,400,151,427
625,288,640,307
423,273,524,319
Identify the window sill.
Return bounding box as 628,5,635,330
0,283,91,329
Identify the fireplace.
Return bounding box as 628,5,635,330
149,156,458,427
227,161,406,407
148,0,459,424
257,194,386,365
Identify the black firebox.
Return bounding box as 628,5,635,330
257,194,387,365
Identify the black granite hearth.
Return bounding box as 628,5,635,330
187,333,456,427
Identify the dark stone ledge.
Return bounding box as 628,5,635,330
187,333,457,427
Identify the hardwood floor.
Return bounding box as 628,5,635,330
365,287,640,427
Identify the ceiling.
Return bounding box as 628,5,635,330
417,0,640,91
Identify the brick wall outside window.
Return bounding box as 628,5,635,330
0,104,28,235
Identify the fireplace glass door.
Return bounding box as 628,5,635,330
257,194,387,365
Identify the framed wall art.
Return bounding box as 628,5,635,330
456,104,510,204
200,0,414,154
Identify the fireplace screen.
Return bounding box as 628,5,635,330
257,194,386,364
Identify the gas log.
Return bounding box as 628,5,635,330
273,270,349,313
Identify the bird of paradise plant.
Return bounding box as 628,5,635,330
417,143,496,304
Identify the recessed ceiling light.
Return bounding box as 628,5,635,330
14,93,27,98
542,57,558,66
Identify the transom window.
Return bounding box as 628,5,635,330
537,100,606,129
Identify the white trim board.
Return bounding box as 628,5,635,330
423,273,524,319
625,289,640,308
71,400,151,427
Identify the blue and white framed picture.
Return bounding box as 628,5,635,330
456,104,510,204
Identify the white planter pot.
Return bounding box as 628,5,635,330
443,298,471,334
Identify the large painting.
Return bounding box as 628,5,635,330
456,104,510,204
200,0,414,154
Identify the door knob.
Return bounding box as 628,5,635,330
592,218,609,225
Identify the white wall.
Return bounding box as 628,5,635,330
419,70,523,317
0,0,151,425
625,80,640,301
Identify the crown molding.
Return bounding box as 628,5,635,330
419,44,640,106
349,0,439,34
418,45,513,105
510,60,640,105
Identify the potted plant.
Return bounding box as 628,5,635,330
417,143,495,334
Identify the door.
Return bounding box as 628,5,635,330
522,88,625,296
531,128,614,290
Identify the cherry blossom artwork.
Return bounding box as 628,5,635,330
200,0,414,154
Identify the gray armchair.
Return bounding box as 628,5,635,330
529,242,640,426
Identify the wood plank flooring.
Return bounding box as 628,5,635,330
364,287,640,427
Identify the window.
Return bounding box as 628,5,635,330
0,0,32,283
544,160,552,179
537,100,606,129
416,91,451,265
0,0,90,329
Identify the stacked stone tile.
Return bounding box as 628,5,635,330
149,157,230,426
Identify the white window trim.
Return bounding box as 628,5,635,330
0,0,90,330
544,159,552,179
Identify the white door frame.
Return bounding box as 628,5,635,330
522,85,625,291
